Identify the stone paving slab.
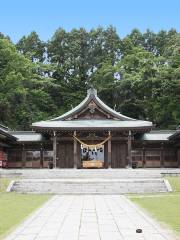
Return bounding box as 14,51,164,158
4,195,173,240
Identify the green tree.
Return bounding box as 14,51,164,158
0,38,56,129
0,27,179,130
16,31,45,62
47,26,121,110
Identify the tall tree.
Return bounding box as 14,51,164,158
16,31,45,62
0,38,56,129
47,26,121,109
0,27,179,129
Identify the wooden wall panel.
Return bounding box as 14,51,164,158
111,142,127,168
57,142,74,168
7,149,22,168
178,149,180,167
132,149,143,167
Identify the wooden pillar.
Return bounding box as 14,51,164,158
160,143,164,168
22,144,26,168
53,131,57,168
74,131,78,168
127,130,132,168
177,149,180,168
107,131,111,168
40,144,43,168
142,146,146,168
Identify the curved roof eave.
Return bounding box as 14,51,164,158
32,119,153,130
0,128,17,141
94,95,135,121
168,130,180,140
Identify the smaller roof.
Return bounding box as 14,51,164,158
8,131,44,142
168,130,180,141
140,130,176,141
0,124,8,131
0,125,17,141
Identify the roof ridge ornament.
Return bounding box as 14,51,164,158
87,87,97,96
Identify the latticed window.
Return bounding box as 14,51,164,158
132,150,143,162
26,151,40,161
145,150,161,161
43,151,53,161
164,150,176,162
8,150,22,162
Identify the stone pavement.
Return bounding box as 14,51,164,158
5,195,173,240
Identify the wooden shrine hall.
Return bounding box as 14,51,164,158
0,88,180,169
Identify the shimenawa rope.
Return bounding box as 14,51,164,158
73,135,111,148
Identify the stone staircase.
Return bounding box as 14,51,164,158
5,169,171,194
11,178,169,194
1,169,163,179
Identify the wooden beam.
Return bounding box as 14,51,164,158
74,131,78,168
53,131,57,168
107,131,111,168
127,130,132,168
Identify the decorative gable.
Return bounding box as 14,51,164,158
66,100,114,120
49,88,135,122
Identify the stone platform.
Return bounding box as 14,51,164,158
1,168,180,179
10,178,169,194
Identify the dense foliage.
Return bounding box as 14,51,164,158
0,27,179,130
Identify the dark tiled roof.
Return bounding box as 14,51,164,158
168,130,180,141
0,124,17,141
140,130,176,141
8,131,44,142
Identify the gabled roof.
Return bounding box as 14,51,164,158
32,88,153,131
51,88,134,121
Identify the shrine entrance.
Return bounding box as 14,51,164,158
32,88,153,169
73,133,110,169
81,144,105,168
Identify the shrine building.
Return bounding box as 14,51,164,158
0,88,180,169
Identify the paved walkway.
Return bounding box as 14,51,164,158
5,195,172,240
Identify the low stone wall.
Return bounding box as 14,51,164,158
10,178,169,194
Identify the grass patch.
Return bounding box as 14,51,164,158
130,177,180,235
131,194,180,234
0,178,51,239
166,177,180,192
0,178,12,192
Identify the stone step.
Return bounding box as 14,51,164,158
1,169,163,179
10,178,169,194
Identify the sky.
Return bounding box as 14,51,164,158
0,0,179,43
